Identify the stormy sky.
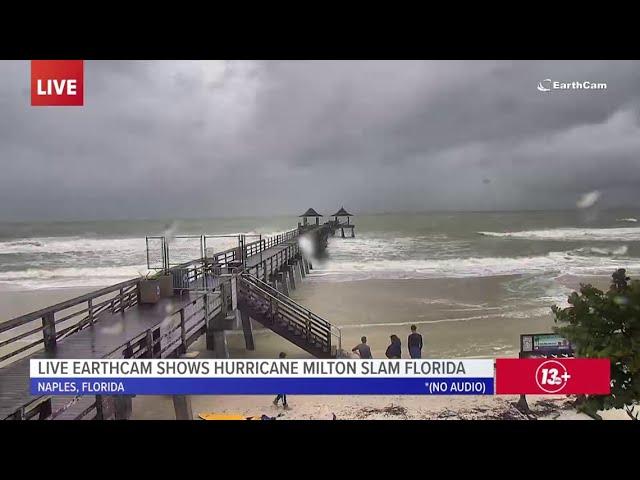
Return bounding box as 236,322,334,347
1,60,640,221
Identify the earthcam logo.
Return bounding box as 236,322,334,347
31,60,84,106
537,78,607,92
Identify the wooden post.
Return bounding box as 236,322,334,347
205,306,217,352
146,329,154,358
180,309,186,355
214,331,230,359
42,312,56,352
152,328,161,358
240,308,255,350
173,395,193,420
88,298,95,325
278,272,289,296
299,258,306,278
515,352,531,415
231,273,238,311
114,396,133,420
38,398,52,420
95,395,117,420
287,266,296,290
219,282,228,313
94,395,105,420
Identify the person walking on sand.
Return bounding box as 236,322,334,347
385,334,402,359
408,325,423,359
351,336,373,359
273,352,290,410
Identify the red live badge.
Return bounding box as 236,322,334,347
31,60,84,106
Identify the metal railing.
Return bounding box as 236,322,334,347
238,274,341,357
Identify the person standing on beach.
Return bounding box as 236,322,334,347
408,325,423,359
352,336,373,359
385,335,402,359
273,352,290,410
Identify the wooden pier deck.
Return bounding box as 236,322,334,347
0,216,348,420
0,294,204,420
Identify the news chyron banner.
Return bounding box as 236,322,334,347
31,358,610,396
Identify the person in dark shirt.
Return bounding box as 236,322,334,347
273,352,290,409
408,325,423,359
352,336,373,359
385,334,402,359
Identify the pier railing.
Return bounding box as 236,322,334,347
246,228,299,255
0,227,300,368
0,279,142,367
47,288,225,420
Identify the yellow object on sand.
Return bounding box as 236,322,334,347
198,413,261,420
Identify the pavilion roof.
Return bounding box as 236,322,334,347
300,208,322,217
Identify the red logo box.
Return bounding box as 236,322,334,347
495,358,610,395
31,60,84,106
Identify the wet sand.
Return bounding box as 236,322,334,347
0,287,93,322
250,275,560,359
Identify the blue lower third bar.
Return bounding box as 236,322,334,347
31,377,494,395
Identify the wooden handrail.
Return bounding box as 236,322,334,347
0,225,301,362
241,274,332,328
238,275,333,335
0,278,141,333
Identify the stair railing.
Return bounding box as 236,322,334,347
238,274,341,356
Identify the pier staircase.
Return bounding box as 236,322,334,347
237,274,341,358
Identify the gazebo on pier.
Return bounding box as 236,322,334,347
331,206,355,238
299,207,322,226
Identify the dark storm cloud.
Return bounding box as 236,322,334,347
1,60,640,221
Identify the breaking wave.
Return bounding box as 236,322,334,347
309,251,640,281
0,236,146,255
477,227,640,241
0,265,150,289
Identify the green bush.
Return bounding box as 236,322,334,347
552,269,640,420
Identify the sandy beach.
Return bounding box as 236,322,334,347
0,287,94,321
130,392,632,420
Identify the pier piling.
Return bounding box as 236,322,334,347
172,395,193,420
239,309,255,350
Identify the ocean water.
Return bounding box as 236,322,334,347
1,210,639,291
2,210,640,358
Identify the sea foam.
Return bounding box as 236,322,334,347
477,227,640,241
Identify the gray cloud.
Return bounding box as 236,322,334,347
1,60,640,221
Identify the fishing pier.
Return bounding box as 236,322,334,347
0,208,355,420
